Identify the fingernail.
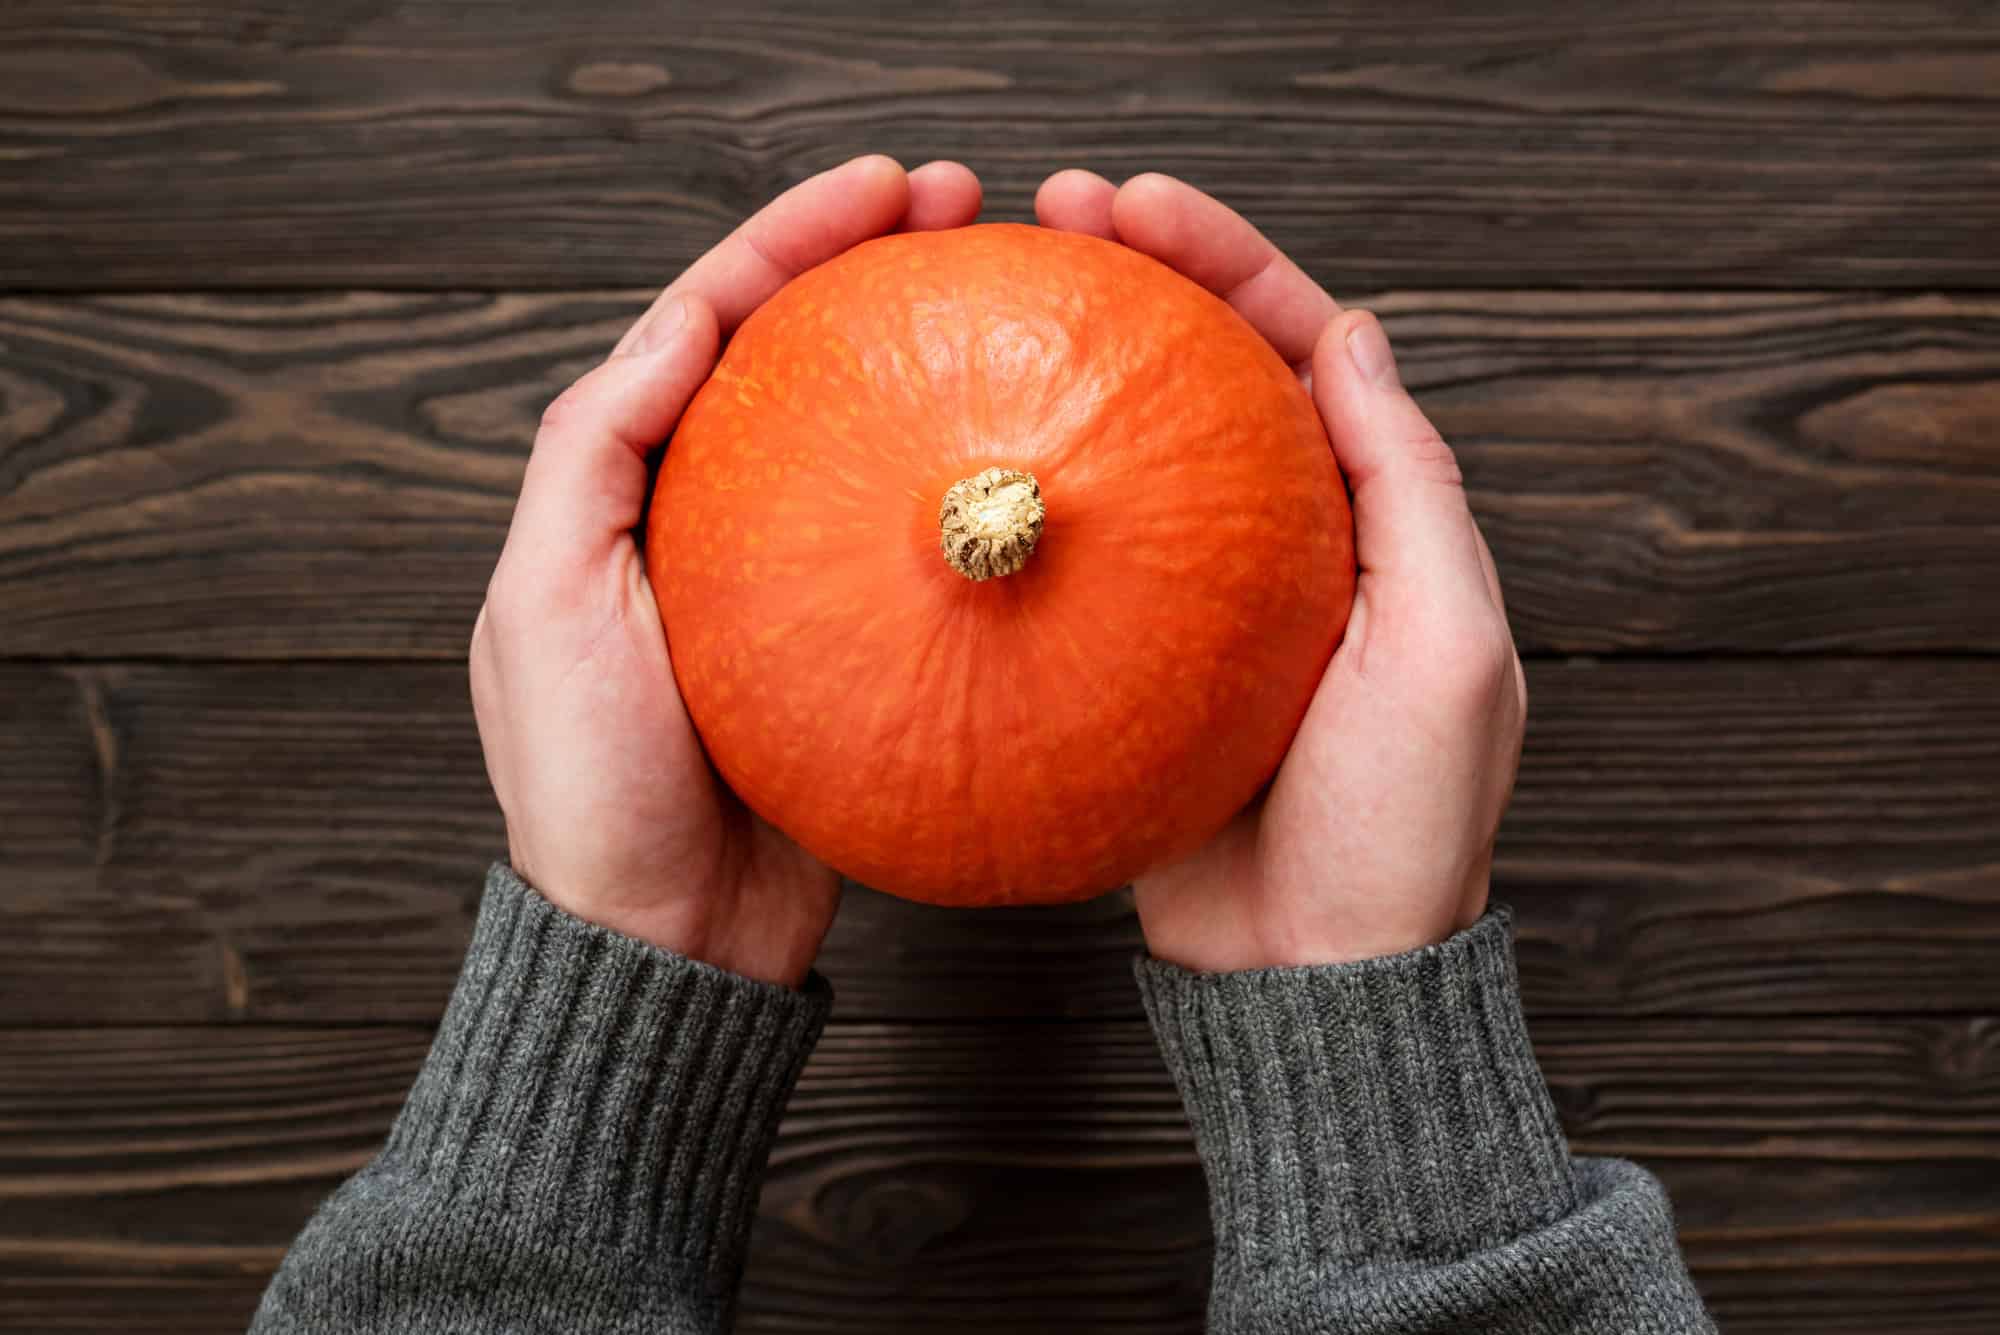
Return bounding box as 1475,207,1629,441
1347,316,1400,389
626,298,689,357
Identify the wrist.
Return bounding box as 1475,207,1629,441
1134,871,1489,973
603,897,827,989
510,852,833,989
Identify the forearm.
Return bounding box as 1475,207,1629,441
252,865,830,1334
1137,909,1715,1335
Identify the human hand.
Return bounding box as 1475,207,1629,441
471,155,984,986
1037,171,1526,971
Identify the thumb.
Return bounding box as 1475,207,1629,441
505,294,721,579
1311,310,1493,614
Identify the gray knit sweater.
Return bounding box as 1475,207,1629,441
252,866,1715,1333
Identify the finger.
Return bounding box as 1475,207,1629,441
902,159,983,231
1110,173,1339,368
1312,309,1489,609
1034,168,1118,239
508,295,721,580
613,154,910,357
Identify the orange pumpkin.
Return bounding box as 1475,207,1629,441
647,223,1354,906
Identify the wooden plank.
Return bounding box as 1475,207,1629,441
1390,290,2000,653
2,657,1994,1024
2,4,1999,290
1695,1268,2000,1335
0,291,604,661
1,1018,1995,1332
9,1218,1993,1335
3,290,1997,658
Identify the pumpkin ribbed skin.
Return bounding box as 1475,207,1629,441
647,223,1354,906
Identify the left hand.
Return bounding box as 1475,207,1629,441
471,156,983,986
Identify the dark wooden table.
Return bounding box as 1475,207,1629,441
3,3,1997,1331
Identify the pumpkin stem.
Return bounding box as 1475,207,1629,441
938,467,1045,581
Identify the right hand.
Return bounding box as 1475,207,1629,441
1036,171,1527,972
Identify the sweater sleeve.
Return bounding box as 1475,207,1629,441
251,864,831,1335
1134,908,1717,1335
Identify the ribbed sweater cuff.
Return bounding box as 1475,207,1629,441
1134,908,1577,1274
381,864,831,1298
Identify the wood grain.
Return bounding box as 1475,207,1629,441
2,1018,1995,1333
4,289,1997,657
4,657,1994,1024
0,291,611,660
1387,290,2000,652
2,4,1999,291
